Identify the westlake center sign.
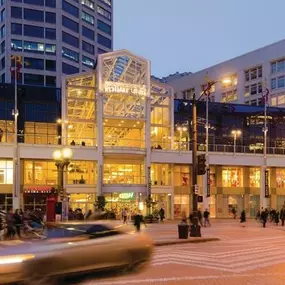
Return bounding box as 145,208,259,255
104,81,147,96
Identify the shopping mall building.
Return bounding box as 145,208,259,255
1,50,285,219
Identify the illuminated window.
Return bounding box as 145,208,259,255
271,97,277,106
222,167,243,187
173,165,190,187
244,86,249,97
151,164,171,186
0,160,13,184
103,164,145,185
249,168,260,188
0,120,14,143
24,160,57,185
24,122,58,145
67,161,96,185
276,169,285,188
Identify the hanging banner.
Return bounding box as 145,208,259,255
265,170,269,198
147,166,151,195
206,168,210,197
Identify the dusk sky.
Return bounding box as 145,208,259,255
114,0,285,77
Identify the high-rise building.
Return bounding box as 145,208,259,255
169,39,285,107
0,0,113,87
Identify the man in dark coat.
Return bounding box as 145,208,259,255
240,210,246,227
280,207,285,226
261,208,269,228
134,212,145,232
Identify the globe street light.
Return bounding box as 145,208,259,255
52,148,73,221
231,129,242,155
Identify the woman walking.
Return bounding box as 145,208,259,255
240,210,246,227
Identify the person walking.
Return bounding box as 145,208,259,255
159,208,165,223
0,128,3,142
0,207,6,241
232,207,237,219
280,207,285,226
197,208,203,226
203,209,211,227
14,209,22,239
6,208,16,240
261,208,268,228
122,208,128,224
275,211,280,226
240,210,246,227
134,211,145,232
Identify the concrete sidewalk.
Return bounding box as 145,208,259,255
154,237,219,246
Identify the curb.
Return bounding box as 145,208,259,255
154,237,220,246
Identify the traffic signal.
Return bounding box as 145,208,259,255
197,154,206,175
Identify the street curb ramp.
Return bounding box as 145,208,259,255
154,237,220,247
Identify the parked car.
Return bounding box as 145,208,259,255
0,221,153,284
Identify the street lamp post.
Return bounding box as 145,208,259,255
231,129,242,155
52,148,73,221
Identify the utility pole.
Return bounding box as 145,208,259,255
190,92,201,237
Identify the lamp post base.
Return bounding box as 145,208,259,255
190,224,201,237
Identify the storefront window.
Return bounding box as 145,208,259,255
174,165,190,186
174,194,189,219
67,161,96,185
67,122,96,147
69,193,96,213
24,122,58,145
276,168,285,188
24,161,57,185
0,160,13,184
249,168,260,187
0,194,12,211
104,192,144,218
222,167,243,187
210,167,216,186
0,120,14,143
104,164,145,184
151,164,171,186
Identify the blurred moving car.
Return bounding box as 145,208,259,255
0,221,153,284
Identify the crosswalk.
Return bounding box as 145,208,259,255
152,236,285,273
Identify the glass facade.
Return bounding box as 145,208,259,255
0,160,13,184
67,161,96,185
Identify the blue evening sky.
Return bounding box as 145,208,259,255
114,0,285,77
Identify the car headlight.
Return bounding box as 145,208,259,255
0,254,35,265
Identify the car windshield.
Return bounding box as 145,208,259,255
46,223,120,239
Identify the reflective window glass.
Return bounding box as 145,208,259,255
62,0,79,17
24,41,44,53
82,0,94,10
45,43,56,54
11,23,22,35
82,40,94,54
24,25,44,38
82,11,94,25
62,31,79,48
45,12,56,23
11,39,22,51
97,20,111,35
62,62,79,75
24,0,44,5
45,59,56,71
45,0,56,8
98,34,111,48
46,76,56,87
82,26,94,40
97,5,111,20
82,55,94,68
62,47,79,62
45,28,56,39
24,57,44,70
11,6,22,19
62,16,79,32
24,9,44,22
24,73,44,86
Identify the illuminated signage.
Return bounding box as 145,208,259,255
104,81,147,96
119,192,134,200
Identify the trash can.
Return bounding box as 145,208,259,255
178,224,189,239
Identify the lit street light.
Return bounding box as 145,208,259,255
52,148,73,221
231,129,242,155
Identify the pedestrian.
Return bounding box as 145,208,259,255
232,207,237,219
0,128,3,142
261,208,268,228
70,140,75,146
6,208,16,240
85,210,92,220
0,207,6,241
134,211,145,232
255,209,261,221
122,208,128,224
240,210,246,227
159,208,165,223
197,208,203,226
275,211,280,226
280,207,285,226
14,209,22,239
203,209,211,227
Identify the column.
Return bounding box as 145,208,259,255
260,166,269,209
202,174,209,211
145,96,151,197
97,92,104,196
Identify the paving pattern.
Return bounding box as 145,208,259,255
81,220,285,285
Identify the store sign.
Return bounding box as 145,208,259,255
118,192,134,200
24,186,54,193
147,166,151,195
104,81,147,96
206,168,210,197
265,170,269,198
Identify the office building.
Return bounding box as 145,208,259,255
0,0,113,87
170,39,285,107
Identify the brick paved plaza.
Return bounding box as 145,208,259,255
81,220,285,285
